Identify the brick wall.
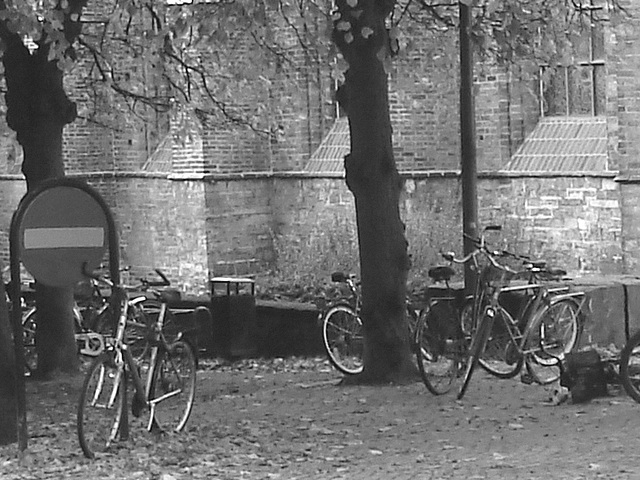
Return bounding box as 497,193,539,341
388,29,540,173
606,0,640,275
610,0,640,173
204,177,276,277
270,177,360,279
0,172,629,293
0,177,26,268
478,175,623,274
1,2,640,293
274,174,625,281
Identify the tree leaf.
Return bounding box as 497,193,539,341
336,20,351,32
361,26,374,39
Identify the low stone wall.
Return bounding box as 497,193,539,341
169,277,640,359
0,171,630,294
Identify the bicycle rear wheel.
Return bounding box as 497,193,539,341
77,353,125,459
23,306,86,374
478,306,523,379
415,302,464,395
22,308,37,375
524,298,581,384
322,304,364,375
620,330,640,403
149,340,197,432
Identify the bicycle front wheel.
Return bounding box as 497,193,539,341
415,302,464,395
149,340,197,433
457,311,494,400
478,306,523,379
322,304,364,375
620,330,640,403
77,353,125,459
524,298,581,385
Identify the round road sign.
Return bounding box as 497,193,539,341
19,185,109,287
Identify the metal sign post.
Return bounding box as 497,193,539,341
8,178,120,451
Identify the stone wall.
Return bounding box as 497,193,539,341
204,177,276,277
477,174,623,275
0,173,626,293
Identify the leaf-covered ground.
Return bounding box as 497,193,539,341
2,356,640,479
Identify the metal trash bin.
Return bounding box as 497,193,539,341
210,277,257,358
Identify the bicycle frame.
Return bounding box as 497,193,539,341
487,282,549,356
77,266,197,459
109,288,183,437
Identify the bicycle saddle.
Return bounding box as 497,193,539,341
428,265,455,283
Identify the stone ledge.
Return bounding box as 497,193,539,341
150,275,640,359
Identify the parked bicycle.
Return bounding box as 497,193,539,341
454,241,586,400
20,266,162,374
320,272,420,375
415,225,586,397
413,263,467,395
77,266,196,459
414,225,506,395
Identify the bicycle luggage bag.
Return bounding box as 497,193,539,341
560,349,608,403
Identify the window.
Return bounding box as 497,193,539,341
539,1,606,117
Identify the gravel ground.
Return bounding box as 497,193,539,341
2,356,640,479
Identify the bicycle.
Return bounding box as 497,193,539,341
320,272,420,375
76,266,197,459
414,225,504,395
21,267,155,374
414,263,468,395
456,247,586,400
415,225,585,397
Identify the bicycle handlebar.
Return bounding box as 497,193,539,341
82,262,114,288
82,263,171,290
444,228,566,279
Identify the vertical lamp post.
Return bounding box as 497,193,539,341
459,0,478,293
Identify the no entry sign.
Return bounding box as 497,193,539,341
18,183,109,287
9,177,120,451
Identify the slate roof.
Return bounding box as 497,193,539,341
305,115,609,174
142,134,173,172
502,116,609,172
304,117,349,174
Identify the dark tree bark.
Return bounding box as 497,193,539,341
0,280,17,445
0,1,86,382
1,34,79,378
333,0,414,383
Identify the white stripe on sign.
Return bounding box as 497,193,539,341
24,227,104,249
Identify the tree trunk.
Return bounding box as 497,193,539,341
0,280,17,445
1,27,79,378
334,0,414,383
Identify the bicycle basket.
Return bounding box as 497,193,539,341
484,264,515,287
